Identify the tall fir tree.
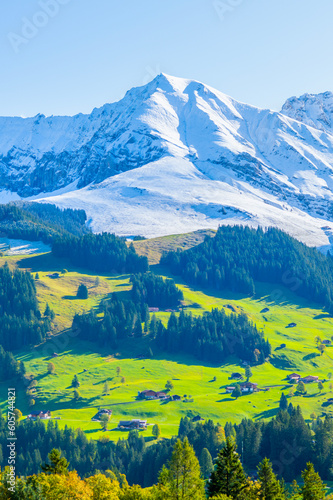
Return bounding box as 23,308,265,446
279,393,288,411
301,463,326,500
257,458,285,500
208,438,247,499
199,448,214,479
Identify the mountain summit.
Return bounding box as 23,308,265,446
1,75,333,247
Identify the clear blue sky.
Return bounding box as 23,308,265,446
1,0,332,117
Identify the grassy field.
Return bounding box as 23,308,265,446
1,239,333,442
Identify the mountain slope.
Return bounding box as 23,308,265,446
2,74,333,246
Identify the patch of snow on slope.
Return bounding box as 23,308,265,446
37,157,333,248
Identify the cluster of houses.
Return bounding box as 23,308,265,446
138,390,182,401
27,410,51,420
288,373,320,384
226,372,258,394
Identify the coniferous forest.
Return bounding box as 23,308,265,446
161,226,333,311
156,309,271,364
73,287,270,364
131,273,184,309
0,263,50,350
1,407,333,498
52,233,149,274
0,203,89,243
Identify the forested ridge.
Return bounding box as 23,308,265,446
52,233,149,274
0,203,89,244
0,263,50,350
161,226,333,311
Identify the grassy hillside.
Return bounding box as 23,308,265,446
1,235,333,442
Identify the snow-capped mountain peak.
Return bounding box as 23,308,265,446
281,91,333,133
2,76,333,248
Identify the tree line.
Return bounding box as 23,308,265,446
0,421,331,499
0,345,25,381
52,233,149,274
161,226,333,312
72,288,151,348
0,263,50,350
155,309,271,365
0,202,89,244
226,402,333,484
72,289,270,364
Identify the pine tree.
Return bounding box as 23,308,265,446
279,393,288,411
257,458,285,500
72,374,80,388
158,437,205,500
301,463,326,500
208,437,247,498
199,448,214,479
41,449,69,475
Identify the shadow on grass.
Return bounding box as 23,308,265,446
314,313,332,320
255,407,279,419
62,295,79,300
216,397,234,402
303,353,320,361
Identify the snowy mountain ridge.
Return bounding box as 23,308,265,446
2,74,333,248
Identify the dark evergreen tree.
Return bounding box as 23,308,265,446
76,284,88,299
199,448,214,479
279,393,288,411
207,438,247,498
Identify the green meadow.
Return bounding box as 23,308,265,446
1,235,333,442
